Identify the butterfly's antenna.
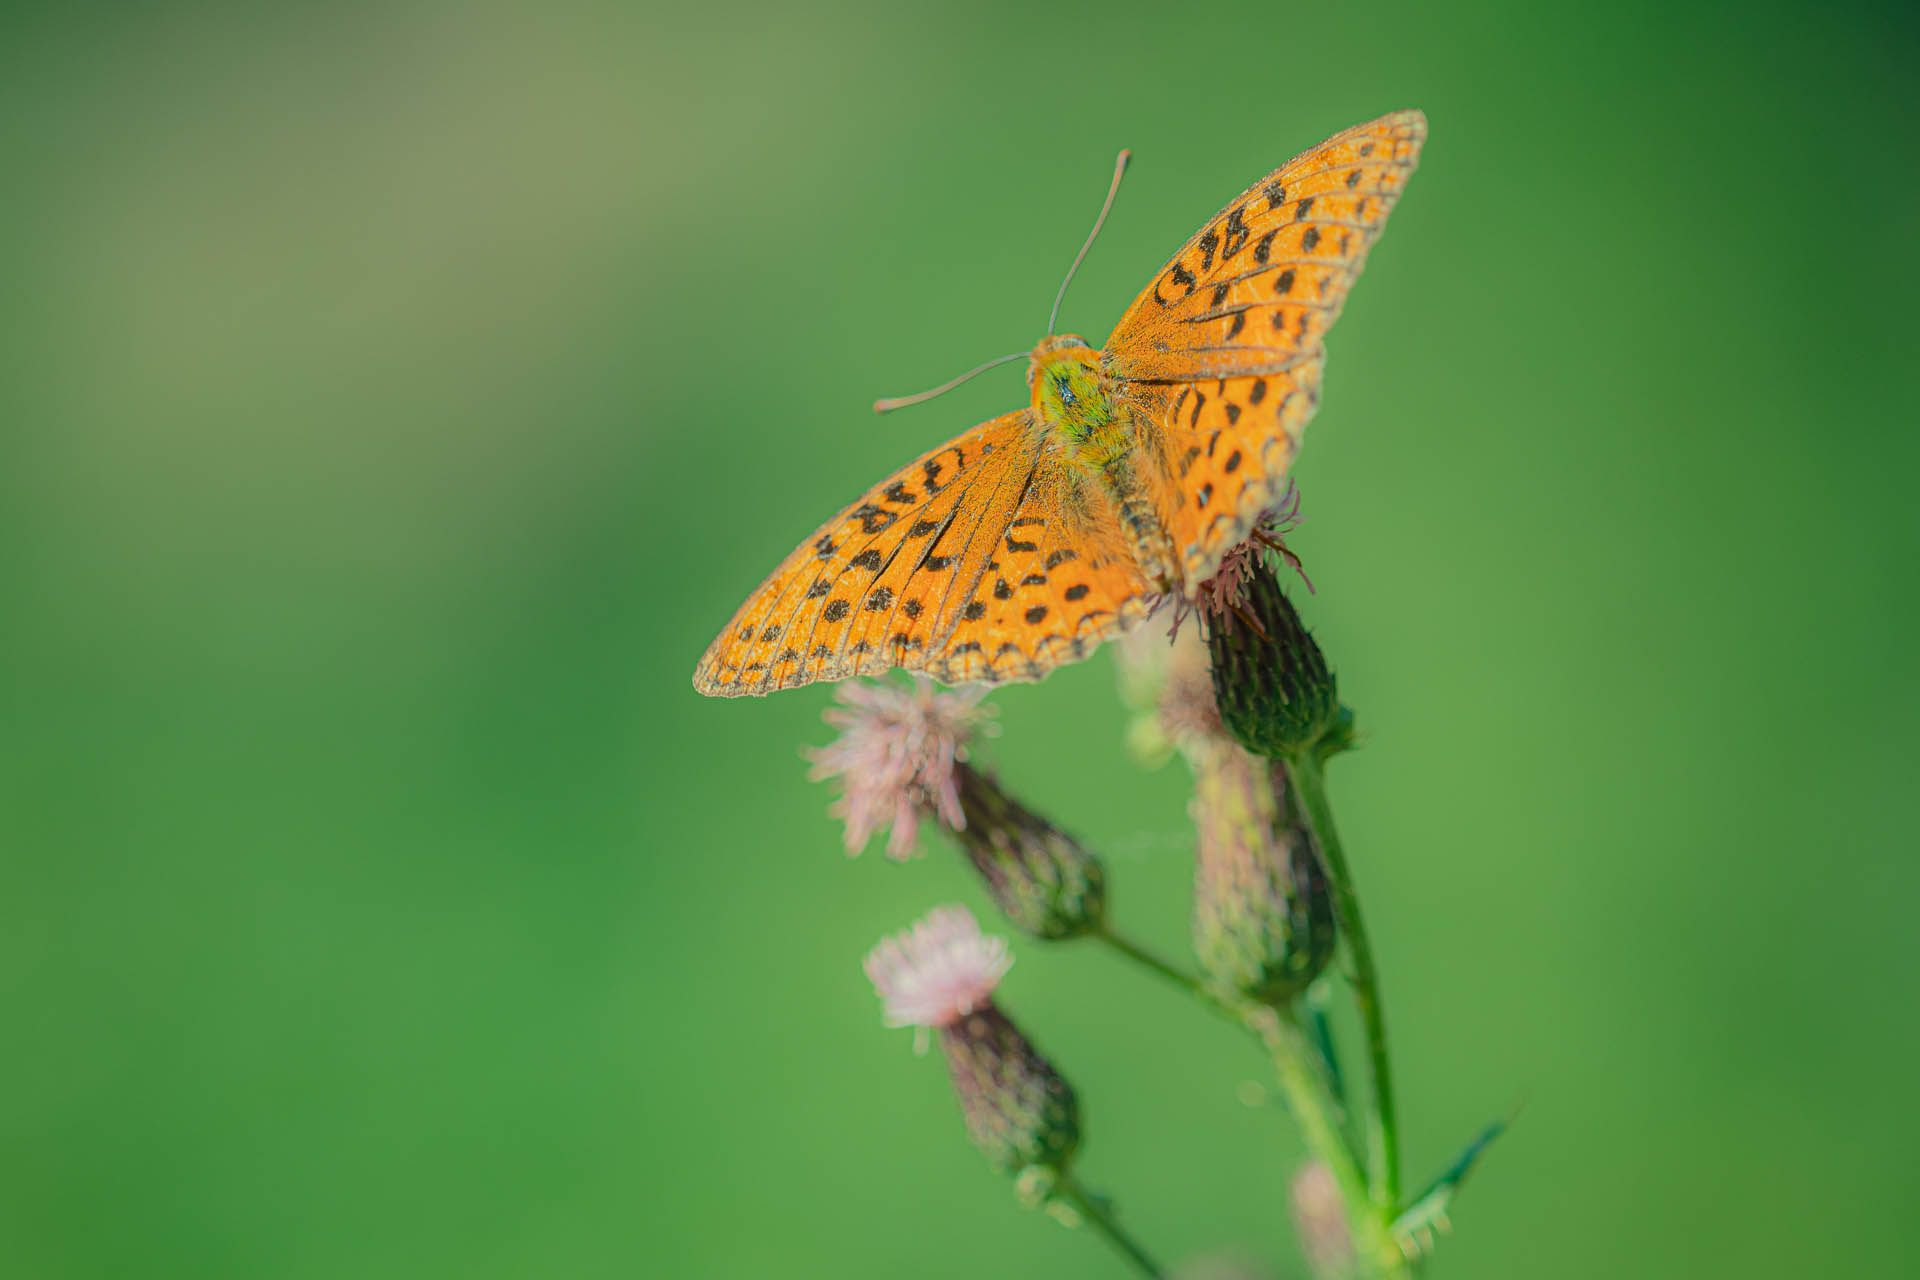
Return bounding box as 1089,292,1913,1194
1048,149,1131,335
873,351,1028,414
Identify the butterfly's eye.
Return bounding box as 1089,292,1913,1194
1052,370,1078,408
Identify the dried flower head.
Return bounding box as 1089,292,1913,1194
1188,480,1313,626
864,905,1011,1030
809,677,994,858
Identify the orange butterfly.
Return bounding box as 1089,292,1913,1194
694,111,1426,697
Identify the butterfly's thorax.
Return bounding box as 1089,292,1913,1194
1027,335,1178,590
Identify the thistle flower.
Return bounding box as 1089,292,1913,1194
813,678,1105,937
1189,741,1336,1004
1203,554,1341,761
808,677,992,858
952,768,1105,939
865,906,1079,1176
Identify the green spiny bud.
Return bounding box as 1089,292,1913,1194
1205,556,1340,760
954,765,1105,940
1189,742,1337,1005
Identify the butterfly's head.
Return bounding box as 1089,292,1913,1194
1025,333,1096,388
1028,334,1122,466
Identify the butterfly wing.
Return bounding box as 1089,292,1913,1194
1101,111,1425,583
693,412,1160,696
1119,370,1320,583
1104,110,1426,382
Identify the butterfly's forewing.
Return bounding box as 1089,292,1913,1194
1103,111,1425,383
920,449,1160,685
693,412,1159,695
1103,110,1425,583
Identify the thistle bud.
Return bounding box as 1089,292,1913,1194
1189,742,1337,1004
866,907,1080,1176
952,764,1105,939
1202,553,1340,760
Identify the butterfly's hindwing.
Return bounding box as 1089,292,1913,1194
693,412,1161,695
1123,364,1322,584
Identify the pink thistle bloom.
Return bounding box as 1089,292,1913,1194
864,905,1012,1030
808,677,993,859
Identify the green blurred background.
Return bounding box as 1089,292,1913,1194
4,1,1916,1276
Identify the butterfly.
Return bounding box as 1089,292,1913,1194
693,111,1425,697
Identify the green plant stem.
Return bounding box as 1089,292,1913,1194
1090,925,1405,1274
1052,1174,1168,1279
1092,925,1232,1014
1284,752,1402,1212
1247,1006,1409,1278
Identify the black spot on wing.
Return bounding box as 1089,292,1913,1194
850,503,896,535
1221,205,1250,258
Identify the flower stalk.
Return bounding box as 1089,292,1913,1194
1050,1174,1169,1280
1284,752,1401,1213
